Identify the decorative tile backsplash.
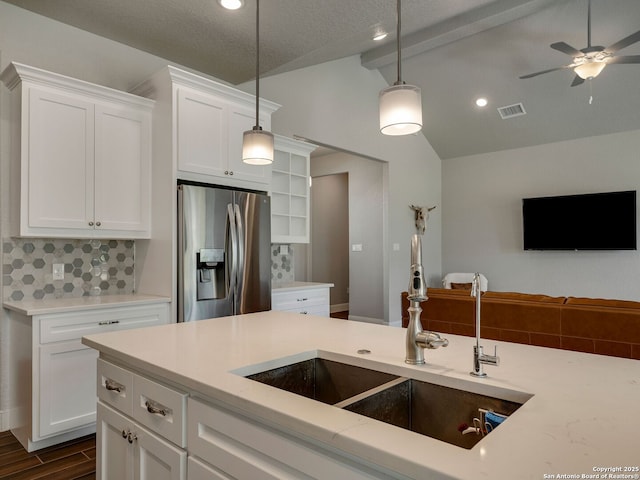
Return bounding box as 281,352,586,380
2,238,135,301
271,244,294,285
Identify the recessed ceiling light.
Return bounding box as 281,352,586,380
373,32,388,41
475,97,488,107
219,0,244,10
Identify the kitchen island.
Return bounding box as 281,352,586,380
82,310,640,479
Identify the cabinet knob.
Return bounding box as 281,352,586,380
229,171,233,175
224,170,229,175
88,221,94,226
122,429,128,439
96,221,101,227
127,431,137,444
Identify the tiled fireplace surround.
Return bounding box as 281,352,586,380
3,238,294,301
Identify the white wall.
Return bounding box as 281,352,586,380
442,129,640,300
257,56,443,325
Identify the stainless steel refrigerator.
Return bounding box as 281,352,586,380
177,183,271,322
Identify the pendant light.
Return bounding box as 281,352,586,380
242,0,274,165
379,0,422,136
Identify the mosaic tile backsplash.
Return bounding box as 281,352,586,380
271,244,294,285
3,238,135,301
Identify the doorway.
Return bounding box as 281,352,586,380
311,173,349,314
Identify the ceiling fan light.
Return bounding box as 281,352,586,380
379,84,422,135
242,128,274,165
574,61,606,79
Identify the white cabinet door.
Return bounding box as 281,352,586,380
97,402,134,480
38,340,98,438
176,87,271,186
176,87,227,178
94,103,151,235
97,402,186,480
136,423,187,480
27,87,95,232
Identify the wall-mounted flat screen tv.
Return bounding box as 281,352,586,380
522,190,637,251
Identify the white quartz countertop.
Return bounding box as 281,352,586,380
82,311,640,480
3,294,170,316
272,281,334,292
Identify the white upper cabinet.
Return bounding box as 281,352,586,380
133,66,279,189
271,135,316,244
1,62,153,239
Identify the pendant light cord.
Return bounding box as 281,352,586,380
395,0,403,85
255,0,260,128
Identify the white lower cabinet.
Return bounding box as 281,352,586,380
95,360,397,480
271,286,332,317
97,402,186,480
6,300,170,451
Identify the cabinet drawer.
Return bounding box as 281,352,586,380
132,373,187,448
97,358,134,416
271,288,329,311
279,305,330,317
188,398,378,480
39,303,168,344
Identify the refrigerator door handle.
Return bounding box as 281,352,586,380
227,203,238,295
234,203,245,284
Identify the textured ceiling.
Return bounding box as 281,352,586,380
4,0,640,159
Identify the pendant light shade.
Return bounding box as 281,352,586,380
379,84,422,135
379,0,422,136
242,0,273,164
242,127,274,165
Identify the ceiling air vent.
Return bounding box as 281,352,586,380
497,103,526,119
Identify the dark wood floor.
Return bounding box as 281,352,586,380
0,431,96,480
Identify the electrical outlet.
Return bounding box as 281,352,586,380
52,263,65,280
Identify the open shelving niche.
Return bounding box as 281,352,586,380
270,135,317,244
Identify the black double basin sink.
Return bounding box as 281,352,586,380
244,356,531,449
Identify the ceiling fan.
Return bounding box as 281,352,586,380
520,0,640,86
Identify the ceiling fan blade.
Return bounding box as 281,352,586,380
519,65,570,79
550,42,583,56
605,30,640,53
570,75,585,87
608,54,640,64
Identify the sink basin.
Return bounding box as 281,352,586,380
246,357,399,405
341,377,523,449
241,353,532,450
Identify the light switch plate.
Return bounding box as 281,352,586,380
52,263,65,280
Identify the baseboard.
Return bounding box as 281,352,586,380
330,303,349,313
0,409,11,432
348,315,385,325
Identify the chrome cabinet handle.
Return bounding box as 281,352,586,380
300,311,308,314
99,320,120,326
105,379,123,393
145,400,168,416
297,298,309,302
